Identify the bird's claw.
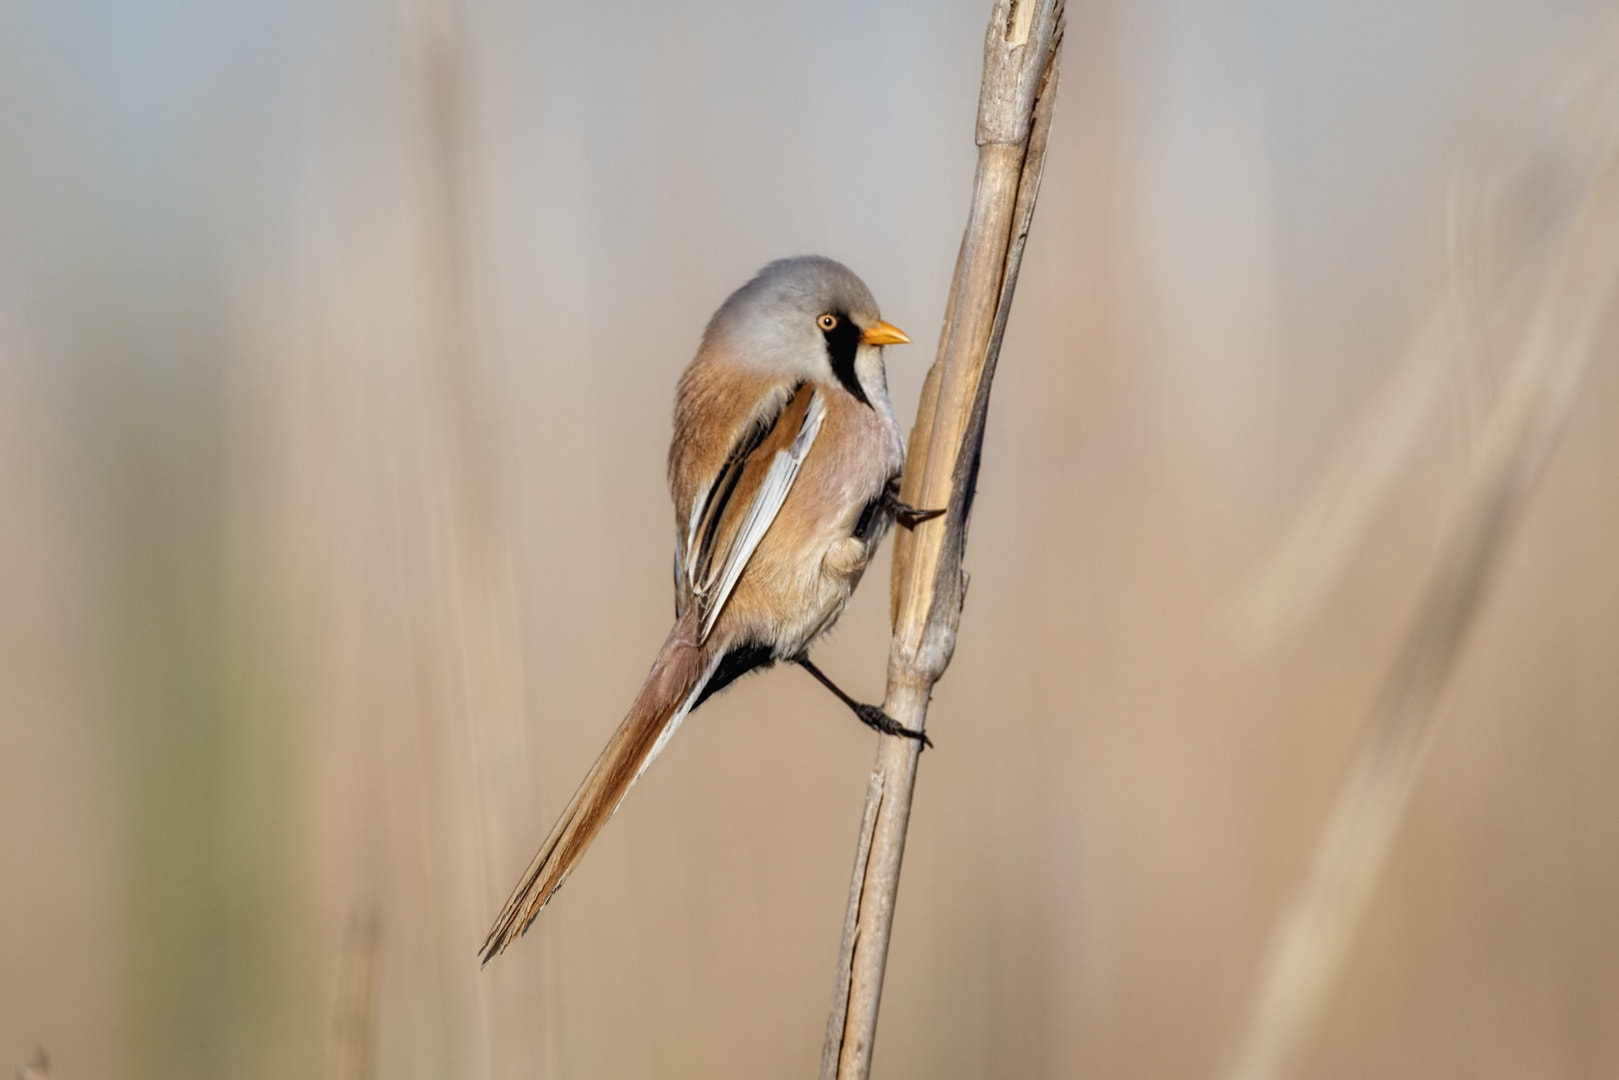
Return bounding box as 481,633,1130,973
893,501,946,530
854,704,933,749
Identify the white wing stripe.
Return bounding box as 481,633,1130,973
682,488,706,592
698,390,827,642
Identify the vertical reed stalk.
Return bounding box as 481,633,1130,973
328,909,382,1080
820,2,1066,1076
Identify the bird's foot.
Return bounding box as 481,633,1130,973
893,500,946,530
853,703,934,749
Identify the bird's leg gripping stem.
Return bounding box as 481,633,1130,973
791,655,933,749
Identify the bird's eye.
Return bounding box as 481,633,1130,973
817,313,838,331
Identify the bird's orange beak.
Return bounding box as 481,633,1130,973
860,321,911,347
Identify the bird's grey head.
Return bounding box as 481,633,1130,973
705,255,908,409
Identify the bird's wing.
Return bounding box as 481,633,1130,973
682,383,827,643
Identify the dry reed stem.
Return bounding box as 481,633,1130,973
393,1,540,1070
328,908,383,1080
820,2,1065,1076
1224,42,1619,1079
1221,307,1454,653
14,1049,50,1080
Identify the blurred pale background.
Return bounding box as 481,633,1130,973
3,1,1618,1078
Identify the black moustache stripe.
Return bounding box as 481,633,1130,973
822,313,871,408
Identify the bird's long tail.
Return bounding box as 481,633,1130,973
480,611,715,963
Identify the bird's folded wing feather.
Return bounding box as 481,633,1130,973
682,384,827,643
700,390,826,640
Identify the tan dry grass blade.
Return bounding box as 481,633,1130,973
1224,29,1619,1079
1220,307,1454,654
1222,27,1619,656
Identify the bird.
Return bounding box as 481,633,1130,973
479,255,939,964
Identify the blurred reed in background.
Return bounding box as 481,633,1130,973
2,2,1617,1078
